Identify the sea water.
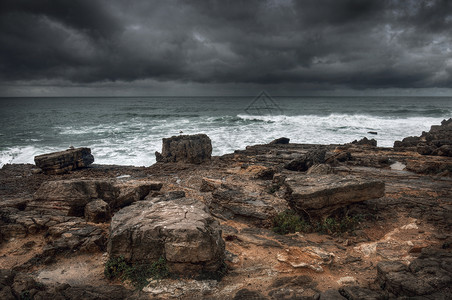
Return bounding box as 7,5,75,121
0,96,451,167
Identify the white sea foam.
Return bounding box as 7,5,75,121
1,113,448,168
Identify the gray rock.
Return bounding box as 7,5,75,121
155,134,212,164
107,198,225,276
284,175,385,219
34,148,94,174
269,137,290,144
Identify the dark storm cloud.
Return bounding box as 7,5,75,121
0,0,451,91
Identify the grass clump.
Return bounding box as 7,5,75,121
272,210,363,235
272,210,311,234
104,256,169,290
316,215,362,235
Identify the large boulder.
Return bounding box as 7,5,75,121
284,175,385,219
155,134,212,164
28,179,162,217
34,148,94,174
107,198,225,276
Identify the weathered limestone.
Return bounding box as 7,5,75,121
394,118,452,157
107,198,225,276
28,179,162,217
84,199,110,223
284,175,385,219
34,148,94,174
155,134,212,164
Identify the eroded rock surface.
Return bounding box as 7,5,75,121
28,179,162,216
108,197,225,276
155,134,212,164
284,175,385,219
34,148,94,174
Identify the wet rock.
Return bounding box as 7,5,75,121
269,137,290,145
155,134,212,164
108,198,225,276
34,148,94,175
28,179,162,216
84,199,110,223
285,148,327,172
284,175,385,219
351,137,377,147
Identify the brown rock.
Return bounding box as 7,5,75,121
107,198,225,276
34,148,94,174
84,199,110,223
28,179,162,216
284,175,385,219
269,137,290,144
155,134,212,164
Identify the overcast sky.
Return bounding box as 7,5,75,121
1,0,451,96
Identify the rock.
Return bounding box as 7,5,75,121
84,199,110,223
351,137,377,147
233,289,268,300
209,188,277,220
28,179,162,216
339,286,386,300
155,134,212,164
254,167,275,180
306,164,333,175
200,178,223,192
337,276,357,285
395,118,452,157
320,289,346,300
376,249,452,298
276,246,334,272
269,137,290,144
368,131,378,135
34,148,94,174
285,148,327,172
284,175,385,219
107,198,225,276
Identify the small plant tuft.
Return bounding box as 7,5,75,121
104,256,169,290
272,210,311,234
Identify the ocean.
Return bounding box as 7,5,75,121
0,96,451,167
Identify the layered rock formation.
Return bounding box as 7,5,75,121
284,175,385,219
34,148,94,174
108,197,225,276
155,134,212,163
394,118,452,156
28,179,162,217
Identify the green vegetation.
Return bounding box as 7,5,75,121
272,210,311,234
272,210,363,235
104,256,169,290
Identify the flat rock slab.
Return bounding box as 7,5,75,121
108,198,225,276
284,175,385,219
28,179,162,217
34,148,94,174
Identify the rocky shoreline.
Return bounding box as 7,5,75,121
0,119,451,299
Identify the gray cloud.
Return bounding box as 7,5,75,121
0,0,451,95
